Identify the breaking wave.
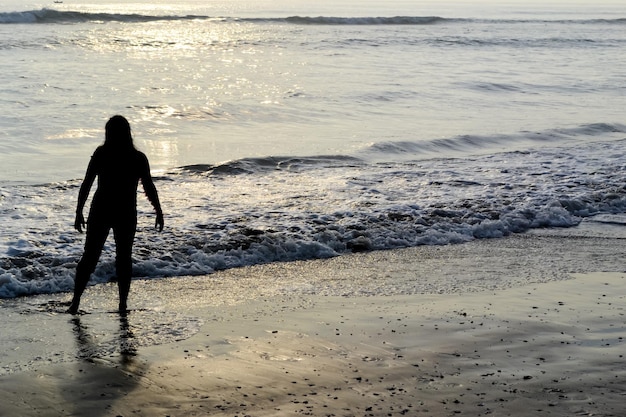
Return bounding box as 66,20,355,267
2,9,625,26
2,124,626,298
360,123,626,160
0,9,212,24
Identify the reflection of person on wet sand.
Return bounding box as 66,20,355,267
67,315,147,417
71,315,137,361
68,115,164,315
118,314,138,359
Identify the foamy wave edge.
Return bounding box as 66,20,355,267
2,10,624,25
0,9,212,24
0,10,446,25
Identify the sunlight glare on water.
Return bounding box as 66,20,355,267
2,0,624,182
1,0,626,299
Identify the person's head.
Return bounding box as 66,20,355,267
104,115,135,150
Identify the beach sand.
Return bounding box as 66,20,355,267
1,221,625,416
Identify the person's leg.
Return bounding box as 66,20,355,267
69,221,110,314
113,217,137,313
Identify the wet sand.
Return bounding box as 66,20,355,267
1,223,625,416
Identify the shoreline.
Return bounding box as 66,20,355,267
1,223,625,416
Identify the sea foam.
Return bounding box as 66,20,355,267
1,131,625,298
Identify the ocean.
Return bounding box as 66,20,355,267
1,0,625,298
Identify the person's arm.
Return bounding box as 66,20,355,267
140,155,164,232
75,156,97,233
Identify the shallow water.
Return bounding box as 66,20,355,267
1,0,625,298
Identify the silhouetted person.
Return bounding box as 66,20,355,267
68,115,163,314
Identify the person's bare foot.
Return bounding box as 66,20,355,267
67,303,79,314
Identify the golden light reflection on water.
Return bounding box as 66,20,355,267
141,138,180,169
45,128,100,140
51,15,314,171
95,19,253,56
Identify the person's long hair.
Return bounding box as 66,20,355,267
104,115,136,152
